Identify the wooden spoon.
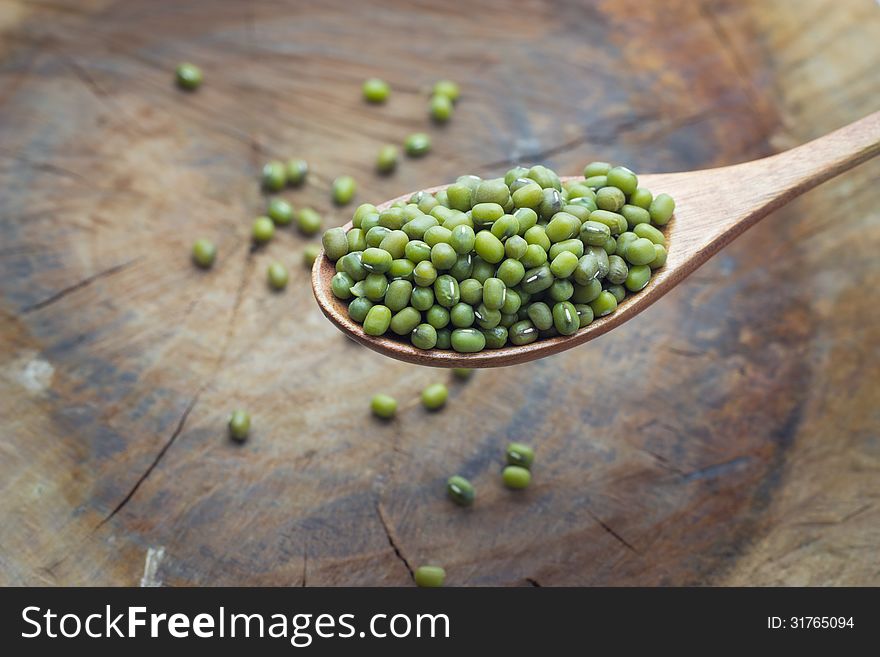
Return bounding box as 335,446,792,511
313,111,880,368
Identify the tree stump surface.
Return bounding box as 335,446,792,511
1,0,878,586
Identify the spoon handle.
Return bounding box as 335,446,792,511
749,110,880,216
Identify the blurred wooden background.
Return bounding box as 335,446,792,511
1,0,878,586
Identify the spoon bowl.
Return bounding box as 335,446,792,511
313,111,880,367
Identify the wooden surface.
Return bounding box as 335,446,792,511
1,0,879,586
314,113,880,367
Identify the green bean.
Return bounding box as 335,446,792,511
430,93,453,122
402,214,439,240
505,166,530,186
252,216,275,244
583,161,612,178
348,297,374,323
435,328,451,349
625,264,651,292
524,225,551,251
607,283,626,303
606,166,638,195
228,410,250,442
385,280,413,311
505,235,528,260
479,278,505,311
371,394,397,419
574,303,594,328
388,306,422,335
545,212,580,242
603,235,617,255
261,161,286,191
423,226,451,247
434,275,460,308
405,240,432,263
414,565,446,587
589,290,617,317
483,326,508,348
346,228,367,252
521,244,548,268
553,301,579,335
303,244,321,268
332,175,356,205
502,465,531,489
624,237,656,266
634,223,666,246
649,193,675,225
445,183,472,212
471,257,495,283
404,132,431,157
527,165,561,191
473,179,511,206
363,78,390,103
537,188,564,221
363,304,392,335
596,186,626,212
520,265,554,294
572,278,602,304
451,328,486,352
500,288,522,314
549,279,574,302
411,286,435,311
331,271,355,299
453,368,474,379
413,260,438,287
621,204,651,229
286,159,308,186
297,208,323,236
549,251,579,278
474,231,505,264
606,254,629,285
584,175,608,189
459,279,483,305
450,302,475,328
497,258,526,288
509,319,538,345
580,220,611,246
630,187,653,210
475,303,501,329
363,272,389,301
431,243,458,270
374,145,398,174
547,238,584,260
649,244,667,269
527,302,553,331
513,207,538,235
433,79,460,102
447,475,474,506
512,181,543,209
267,262,289,290
363,227,390,250
191,239,216,269
448,254,473,281
175,63,203,90
490,214,519,241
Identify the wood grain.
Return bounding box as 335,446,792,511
1,0,879,586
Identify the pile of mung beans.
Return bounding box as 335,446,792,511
322,162,674,352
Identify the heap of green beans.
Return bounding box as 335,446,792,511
321,162,674,353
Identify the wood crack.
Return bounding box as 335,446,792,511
587,510,639,555
21,258,140,314
375,501,414,581
96,393,200,528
